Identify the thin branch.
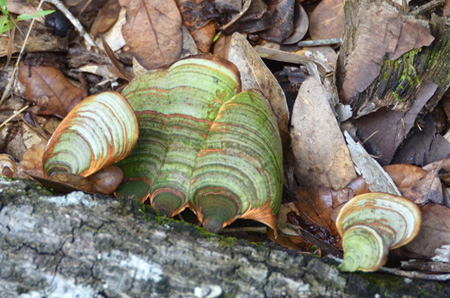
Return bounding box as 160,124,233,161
0,105,30,130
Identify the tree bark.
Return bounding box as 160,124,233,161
1,177,450,297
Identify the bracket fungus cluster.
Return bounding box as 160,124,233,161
116,55,283,233
336,193,421,272
42,55,283,234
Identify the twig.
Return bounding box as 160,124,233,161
44,0,97,48
17,113,49,141
220,227,267,234
0,105,30,129
411,0,445,15
297,38,342,47
0,0,46,107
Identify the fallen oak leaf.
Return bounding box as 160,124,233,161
18,62,84,118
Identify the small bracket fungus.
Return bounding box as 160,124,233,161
336,192,421,272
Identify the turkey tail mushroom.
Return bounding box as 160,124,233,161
42,91,139,178
190,90,283,233
336,193,421,272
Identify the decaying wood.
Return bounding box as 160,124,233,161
1,177,450,297
337,0,450,118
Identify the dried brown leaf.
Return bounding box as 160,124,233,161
401,161,444,205
291,188,342,247
403,203,450,259
355,81,438,165
189,21,216,53
338,163,441,205
227,32,289,147
90,0,122,36
445,0,450,17
267,203,315,251
291,76,356,190
120,0,182,70
384,164,428,191
259,0,295,43
18,62,84,118
309,0,344,40
16,141,47,179
175,0,216,52
282,3,308,44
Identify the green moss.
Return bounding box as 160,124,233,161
381,48,422,102
357,271,446,297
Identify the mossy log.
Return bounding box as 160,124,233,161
1,177,450,297
337,0,450,118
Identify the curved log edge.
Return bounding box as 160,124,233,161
1,178,449,297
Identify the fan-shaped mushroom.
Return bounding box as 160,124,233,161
41,91,138,194
336,192,421,272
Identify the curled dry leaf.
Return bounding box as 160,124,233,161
16,141,47,179
189,21,216,53
346,164,442,205
227,32,289,147
258,0,295,44
309,0,344,40
400,160,444,205
291,76,356,190
90,0,122,36
282,3,309,44
175,0,216,52
18,62,84,118
120,0,182,70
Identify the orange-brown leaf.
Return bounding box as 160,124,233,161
16,141,46,179
120,0,182,70
18,62,84,118
309,0,344,40
292,187,344,247
175,0,216,52
90,0,122,36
